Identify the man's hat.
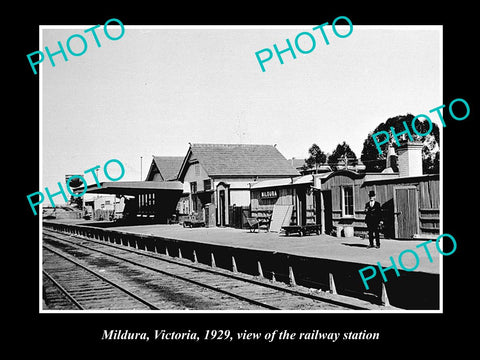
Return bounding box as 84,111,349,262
368,190,375,197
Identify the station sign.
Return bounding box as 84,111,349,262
260,190,278,199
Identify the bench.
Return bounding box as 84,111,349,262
182,219,205,228
182,213,205,228
282,224,321,236
246,217,270,233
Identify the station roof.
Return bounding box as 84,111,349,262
146,156,184,181
79,181,184,196
178,143,300,179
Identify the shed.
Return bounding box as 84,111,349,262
80,181,184,223
320,171,440,239
250,175,318,228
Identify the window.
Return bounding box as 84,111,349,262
204,179,212,191
342,186,354,217
191,193,198,212
190,182,197,194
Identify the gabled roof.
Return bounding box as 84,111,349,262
146,156,184,181
178,143,300,179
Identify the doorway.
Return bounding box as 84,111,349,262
219,190,225,226
296,187,307,226
393,186,419,238
322,190,333,234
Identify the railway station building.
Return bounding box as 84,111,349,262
176,143,300,227
80,141,439,239
81,144,300,226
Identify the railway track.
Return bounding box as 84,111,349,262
42,228,374,311
43,245,159,310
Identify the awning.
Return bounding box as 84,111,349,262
77,181,184,196
250,175,314,190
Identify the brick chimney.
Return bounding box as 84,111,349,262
396,141,423,177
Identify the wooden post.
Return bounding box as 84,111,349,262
329,273,337,294
257,261,264,278
165,246,170,257
381,282,390,306
320,191,325,234
193,250,198,263
232,256,238,273
211,253,216,268
289,266,296,286
178,248,183,259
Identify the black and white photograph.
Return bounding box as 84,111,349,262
15,3,476,352
39,23,443,313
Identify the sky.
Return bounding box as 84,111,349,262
41,25,442,193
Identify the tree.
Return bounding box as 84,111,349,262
305,143,327,173
69,196,84,210
360,114,440,173
327,141,358,170
66,176,84,209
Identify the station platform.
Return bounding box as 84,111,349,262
43,220,442,310
100,222,440,274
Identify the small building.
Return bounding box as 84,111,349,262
82,181,184,223
249,141,440,239
80,156,185,223
86,195,117,211
177,143,300,227
84,195,125,221
250,174,323,228
320,142,440,239
144,156,186,217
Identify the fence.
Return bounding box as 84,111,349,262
93,209,115,221
228,206,250,229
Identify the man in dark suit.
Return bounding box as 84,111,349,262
365,190,382,248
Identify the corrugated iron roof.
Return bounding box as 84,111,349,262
250,174,314,189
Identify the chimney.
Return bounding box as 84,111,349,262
386,145,397,169
396,141,423,177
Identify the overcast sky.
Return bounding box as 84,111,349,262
41,25,441,192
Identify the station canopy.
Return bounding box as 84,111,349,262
78,181,184,196
250,175,314,190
